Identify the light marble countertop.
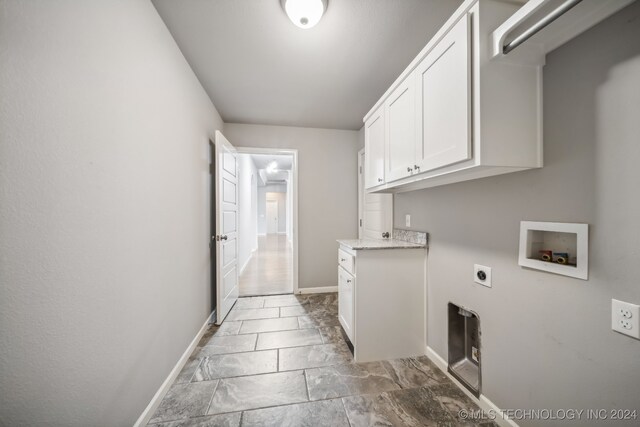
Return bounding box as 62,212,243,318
337,238,426,250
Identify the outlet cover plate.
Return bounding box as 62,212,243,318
474,264,492,288
612,299,640,339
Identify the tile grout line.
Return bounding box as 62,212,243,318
303,369,311,402
203,378,221,417
196,339,330,358
341,398,353,427
187,357,204,384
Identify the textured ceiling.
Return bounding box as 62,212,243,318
152,0,463,130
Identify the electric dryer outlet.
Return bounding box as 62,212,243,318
474,264,492,288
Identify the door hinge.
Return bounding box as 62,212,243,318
359,166,362,174
359,219,362,227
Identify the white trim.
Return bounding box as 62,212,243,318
426,346,519,427
239,251,254,275
134,312,214,427
296,286,338,294
357,148,364,239
236,147,299,294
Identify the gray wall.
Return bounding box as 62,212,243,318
394,3,640,424
224,124,360,289
0,1,223,425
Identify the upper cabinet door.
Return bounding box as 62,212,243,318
415,14,471,172
385,76,416,182
364,106,385,189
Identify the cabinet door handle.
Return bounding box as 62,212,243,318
382,231,390,238
346,279,352,283
220,235,228,241
414,165,420,171
340,258,346,262
377,178,383,183
407,166,413,172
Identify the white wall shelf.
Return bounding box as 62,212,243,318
518,221,589,280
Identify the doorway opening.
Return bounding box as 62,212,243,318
235,148,298,296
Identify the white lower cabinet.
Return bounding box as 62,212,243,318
337,244,426,362
338,267,354,342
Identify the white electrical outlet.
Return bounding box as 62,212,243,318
474,264,492,288
612,299,640,339
405,214,411,227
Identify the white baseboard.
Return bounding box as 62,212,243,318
239,255,252,276
425,346,519,427
296,286,338,294
134,312,214,427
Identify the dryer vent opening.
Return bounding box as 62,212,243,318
448,302,481,397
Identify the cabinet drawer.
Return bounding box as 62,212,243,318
338,249,355,274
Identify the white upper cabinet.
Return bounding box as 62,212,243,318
363,0,544,193
415,14,471,173
385,76,416,182
364,106,385,189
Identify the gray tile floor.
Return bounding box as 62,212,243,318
149,293,495,426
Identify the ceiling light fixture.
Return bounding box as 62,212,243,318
266,161,278,174
281,0,327,30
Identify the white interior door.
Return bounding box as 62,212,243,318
266,200,278,234
359,150,393,240
215,131,239,324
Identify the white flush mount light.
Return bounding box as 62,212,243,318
281,0,327,29
266,161,278,173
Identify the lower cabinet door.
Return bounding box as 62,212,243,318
338,267,354,343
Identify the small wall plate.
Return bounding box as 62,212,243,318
474,264,492,288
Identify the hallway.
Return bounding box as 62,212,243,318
239,235,292,296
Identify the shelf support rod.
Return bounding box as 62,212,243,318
503,0,583,54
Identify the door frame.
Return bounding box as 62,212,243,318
358,149,364,239
235,146,299,294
